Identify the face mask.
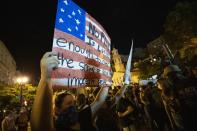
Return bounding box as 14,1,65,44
55,106,79,130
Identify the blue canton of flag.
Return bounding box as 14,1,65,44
55,0,86,41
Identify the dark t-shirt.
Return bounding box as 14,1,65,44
116,98,133,127
96,106,120,131
116,98,131,112
78,106,96,131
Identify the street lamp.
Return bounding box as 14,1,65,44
16,76,29,107
16,78,22,83
24,100,28,106
17,77,28,84
22,77,28,83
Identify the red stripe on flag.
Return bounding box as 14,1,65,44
53,47,111,71
54,29,110,62
51,68,111,80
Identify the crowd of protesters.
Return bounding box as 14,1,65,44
1,51,197,131
0,107,29,131
29,52,197,131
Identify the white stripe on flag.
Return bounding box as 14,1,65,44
53,38,111,67
57,59,111,77
52,78,110,87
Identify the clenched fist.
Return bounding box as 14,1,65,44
40,52,59,79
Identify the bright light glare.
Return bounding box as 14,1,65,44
17,78,22,83
16,77,29,84
24,100,27,106
22,77,28,83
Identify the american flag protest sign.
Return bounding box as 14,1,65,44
52,0,111,89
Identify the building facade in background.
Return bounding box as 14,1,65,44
0,40,16,85
112,48,125,72
112,48,140,86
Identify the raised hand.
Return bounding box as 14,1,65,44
40,52,59,79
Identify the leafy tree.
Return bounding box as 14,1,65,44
0,85,37,110
163,1,197,51
137,60,161,79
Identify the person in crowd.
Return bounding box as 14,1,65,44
138,86,147,127
140,83,154,130
157,78,180,131
16,108,28,131
116,89,136,131
95,84,131,131
150,82,171,131
133,86,147,130
95,95,120,131
1,110,16,131
159,64,197,131
86,88,96,105
76,94,88,111
30,52,110,131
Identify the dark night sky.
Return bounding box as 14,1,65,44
0,0,178,82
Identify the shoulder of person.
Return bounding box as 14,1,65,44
1,118,7,124
2,118,9,127
79,105,89,111
79,105,91,114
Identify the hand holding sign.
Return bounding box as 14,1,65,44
41,52,59,79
